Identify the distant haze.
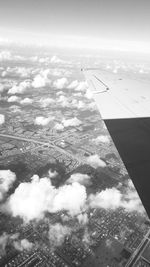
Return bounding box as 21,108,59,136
0,0,150,52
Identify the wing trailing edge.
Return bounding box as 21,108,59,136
84,68,150,217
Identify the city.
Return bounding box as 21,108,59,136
0,45,150,267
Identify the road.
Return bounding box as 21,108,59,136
125,229,150,267
0,133,85,165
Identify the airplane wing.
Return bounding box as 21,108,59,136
83,68,150,218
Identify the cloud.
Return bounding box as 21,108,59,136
66,173,91,186
84,89,93,99
7,96,20,102
34,116,54,126
0,170,16,201
121,180,144,213
88,183,144,213
0,114,5,124
67,80,79,89
3,67,31,78
8,80,31,94
39,97,55,108
0,51,12,61
77,213,88,225
50,56,64,64
39,57,50,64
57,95,69,107
73,92,82,97
92,135,110,144
0,51,25,61
15,67,31,78
7,175,87,222
49,223,71,247
51,69,63,76
20,98,33,105
56,91,64,96
89,188,122,210
48,169,58,179
86,154,106,168
32,69,51,88
53,78,68,89
54,123,64,131
13,239,33,251
75,81,88,91
72,99,87,110
62,117,82,127
54,117,82,131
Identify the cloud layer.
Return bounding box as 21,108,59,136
7,175,87,222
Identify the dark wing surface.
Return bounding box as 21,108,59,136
84,68,150,217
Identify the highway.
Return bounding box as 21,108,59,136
0,133,84,165
125,229,150,267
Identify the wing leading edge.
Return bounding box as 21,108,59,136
84,68,150,217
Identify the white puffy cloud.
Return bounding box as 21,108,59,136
13,239,33,251
0,170,16,201
84,89,93,99
75,81,88,91
92,135,110,144
39,57,50,64
39,97,55,108
67,80,79,89
1,71,7,77
7,95,20,102
57,95,89,111
50,182,87,217
73,92,82,97
77,213,88,225
51,69,63,76
7,175,87,222
56,91,64,96
54,123,64,131
32,69,51,88
57,95,69,107
121,180,144,213
20,98,33,105
54,117,82,130
89,183,144,213
34,116,54,126
48,169,58,179
50,56,64,64
0,114,5,125
8,80,31,94
71,99,86,110
66,173,91,186
62,117,82,127
89,188,122,210
4,67,31,78
86,154,106,168
53,78,68,89
49,223,71,247
15,67,31,78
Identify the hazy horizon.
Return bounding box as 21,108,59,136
0,0,150,53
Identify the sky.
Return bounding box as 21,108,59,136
0,0,150,52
